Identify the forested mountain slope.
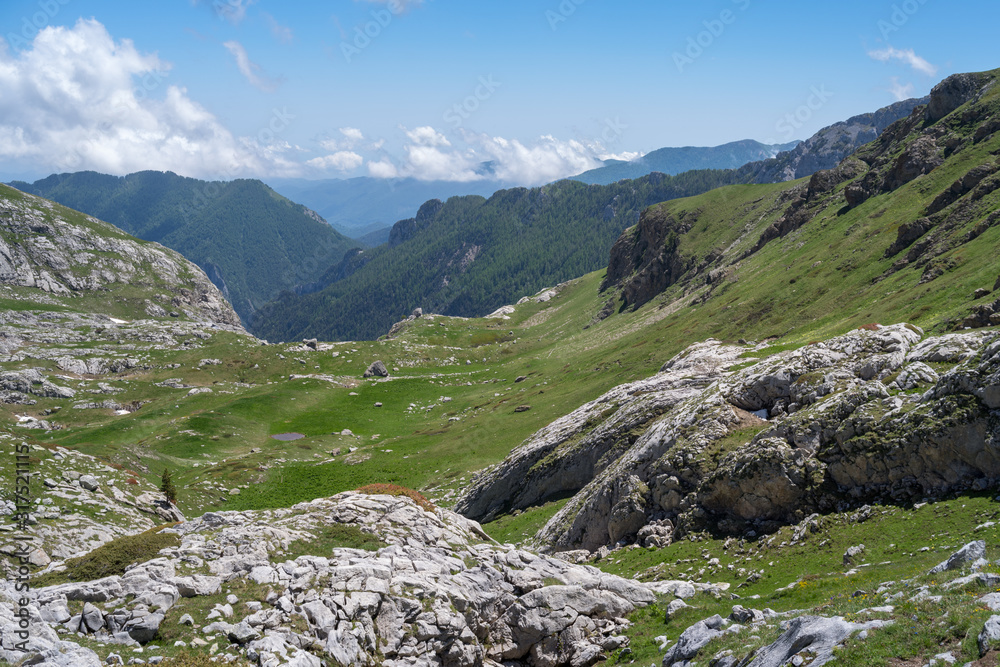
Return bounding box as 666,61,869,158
251,170,739,342
9,171,357,324
252,97,927,342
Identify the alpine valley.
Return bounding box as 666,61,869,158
1,68,1000,667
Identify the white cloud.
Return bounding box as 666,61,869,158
340,127,365,144
599,150,643,162
223,40,281,93
403,144,480,182
868,47,938,77
405,126,451,147
368,158,399,178
888,77,915,101
263,12,294,44
366,128,607,185
319,127,365,152
0,19,299,180
474,134,602,185
307,151,364,171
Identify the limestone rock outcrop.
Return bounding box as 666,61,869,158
459,324,1000,553
1,492,657,667
456,339,746,523
0,185,242,329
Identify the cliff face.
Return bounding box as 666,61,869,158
600,205,694,309
459,324,1000,553
0,184,242,329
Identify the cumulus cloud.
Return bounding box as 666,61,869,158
340,127,365,144
868,47,938,76
403,144,480,181
888,77,916,101
223,40,282,92
307,151,364,171
319,127,365,152
0,19,299,179
368,158,399,178
475,134,602,184
366,127,606,185
405,126,451,147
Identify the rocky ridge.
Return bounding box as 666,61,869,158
0,492,672,667
0,184,242,328
737,96,930,184
459,324,1000,553
603,70,1000,315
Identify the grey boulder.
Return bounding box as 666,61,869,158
363,361,389,378
663,615,725,666
744,615,890,667
929,541,986,574
980,615,1000,657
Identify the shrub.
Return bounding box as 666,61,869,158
33,524,179,587
355,483,436,513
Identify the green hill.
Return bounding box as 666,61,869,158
250,170,738,342
9,171,358,324
252,97,928,343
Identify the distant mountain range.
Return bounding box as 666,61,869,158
251,171,741,343
252,95,931,342
8,171,357,324
265,143,799,244
264,177,508,245
6,94,928,341
569,140,800,185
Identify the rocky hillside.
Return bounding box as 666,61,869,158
603,71,1000,316
459,68,1000,553
0,184,241,328
0,491,660,667
9,172,357,324
459,324,1000,553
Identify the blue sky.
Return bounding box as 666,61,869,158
0,0,996,184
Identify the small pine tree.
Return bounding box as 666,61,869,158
160,468,177,504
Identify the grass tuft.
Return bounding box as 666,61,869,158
34,524,179,587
